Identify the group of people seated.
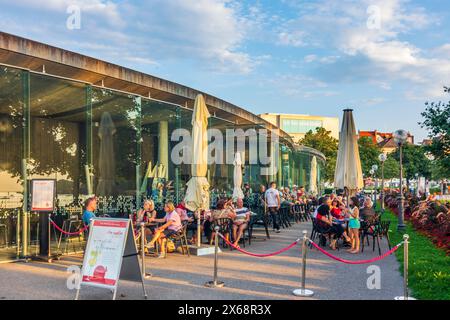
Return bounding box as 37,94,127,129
313,194,377,253
80,181,321,258
132,197,252,258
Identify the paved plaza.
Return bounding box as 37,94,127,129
0,221,405,300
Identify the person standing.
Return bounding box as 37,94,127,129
265,181,281,233
345,196,361,254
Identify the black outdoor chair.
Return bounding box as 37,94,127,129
360,215,385,255
278,206,291,229
248,210,270,243
291,204,302,223
309,219,333,248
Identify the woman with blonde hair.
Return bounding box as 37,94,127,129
146,201,182,258
136,199,157,239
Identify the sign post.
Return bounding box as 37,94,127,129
75,218,147,300
30,179,56,261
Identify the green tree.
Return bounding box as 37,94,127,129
382,155,400,180
299,127,338,183
419,87,450,178
358,136,381,176
392,143,432,184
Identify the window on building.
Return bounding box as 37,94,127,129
281,119,323,134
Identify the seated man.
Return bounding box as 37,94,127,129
233,198,250,248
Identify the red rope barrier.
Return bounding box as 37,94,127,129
309,240,402,265
218,233,300,257
50,219,89,236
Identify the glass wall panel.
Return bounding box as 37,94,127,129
141,99,191,207
0,66,24,261
208,117,233,199
28,73,89,254
91,88,140,216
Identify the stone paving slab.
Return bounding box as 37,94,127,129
0,221,404,300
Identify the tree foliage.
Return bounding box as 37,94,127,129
382,155,400,180
358,136,381,177
299,127,338,183
419,87,450,178
391,143,432,180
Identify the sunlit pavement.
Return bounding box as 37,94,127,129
0,221,404,300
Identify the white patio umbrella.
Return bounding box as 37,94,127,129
334,109,364,196
309,156,318,195
96,112,116,196
232,152,245,201
184,94,210,247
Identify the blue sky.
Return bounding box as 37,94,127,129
1,0,449,141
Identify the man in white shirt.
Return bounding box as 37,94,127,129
265,181,281,233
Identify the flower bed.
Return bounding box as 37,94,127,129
385,193,450,254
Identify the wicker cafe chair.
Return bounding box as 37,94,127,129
210,218,233,249
167,221,191,257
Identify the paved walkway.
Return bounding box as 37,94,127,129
0,221,405,300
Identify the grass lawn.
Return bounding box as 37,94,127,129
382,209,450,300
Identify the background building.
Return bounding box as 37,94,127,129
359,130,415,154
260,113,340,142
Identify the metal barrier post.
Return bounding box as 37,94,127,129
395,234,415,300
140,223,152,279
48,213,51,260
204,226,224,288
293,230,314,297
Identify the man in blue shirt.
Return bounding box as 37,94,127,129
82,197,97,226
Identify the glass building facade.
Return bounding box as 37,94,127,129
0,63,325,262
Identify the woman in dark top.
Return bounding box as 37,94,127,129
136,199,158,239
315,197,351,250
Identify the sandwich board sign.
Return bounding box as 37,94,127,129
75,218,147,300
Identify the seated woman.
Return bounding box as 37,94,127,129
360,197,376,221
207,199,236,244
232,198,251,248
176,201,197,244
146,201,182,258
316,197,350,250
135,199,157,239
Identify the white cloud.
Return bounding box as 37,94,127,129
275,0,450,100
1,0,124,26
1,0,262,74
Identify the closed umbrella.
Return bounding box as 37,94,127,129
232,152,244,201
309,156,318,195
96,112,116,196
334,109,363,196
184,94,210,247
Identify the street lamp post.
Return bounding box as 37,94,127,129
369,169,374,204
371,165,378,209
394,129,408,231
415,173,419,197
379,153,387,211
